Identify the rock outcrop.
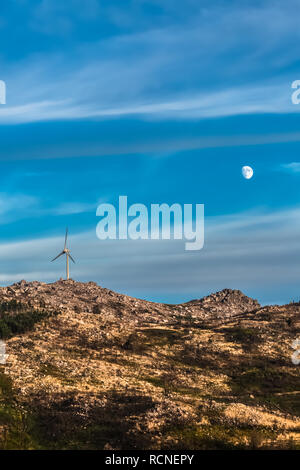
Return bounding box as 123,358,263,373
185,288,260,317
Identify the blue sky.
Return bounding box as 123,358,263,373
0,0,300,304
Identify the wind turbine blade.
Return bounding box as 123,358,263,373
51,251,64,262
64,227,68,249
68,253,75,264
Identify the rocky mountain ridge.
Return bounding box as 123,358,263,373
0,280,261,324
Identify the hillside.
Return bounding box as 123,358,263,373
0,280,299,450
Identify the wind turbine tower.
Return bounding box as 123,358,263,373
51,228,75,280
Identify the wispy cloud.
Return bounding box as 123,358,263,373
31,0,101,35
280,162,300,173
0,194,98,224
0,193,37,215
53,201,97,215
0,1,299,124
0,83,295,124
0,66,296,124
2,129,300,161
0,193,38,224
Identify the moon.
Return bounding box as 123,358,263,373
242,165,253,179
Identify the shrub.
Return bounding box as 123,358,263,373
225,327,263,351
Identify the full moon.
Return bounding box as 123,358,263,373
242,165,253,179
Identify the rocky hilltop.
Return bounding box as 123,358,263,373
0,280,260,323
0,280,299,450
186,288,260,317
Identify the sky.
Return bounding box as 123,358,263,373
0,0,300,305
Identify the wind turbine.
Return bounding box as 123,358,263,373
51,228,75,280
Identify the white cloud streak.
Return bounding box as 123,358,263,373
280,162,300,173
0,193,98,224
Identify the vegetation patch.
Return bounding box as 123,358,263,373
230,366,300,395
0,369,38,450
262,393,300,417
224,327,263,351
140,328,184,346
0,301,57,339
30,390,155,450
159,424,278,450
